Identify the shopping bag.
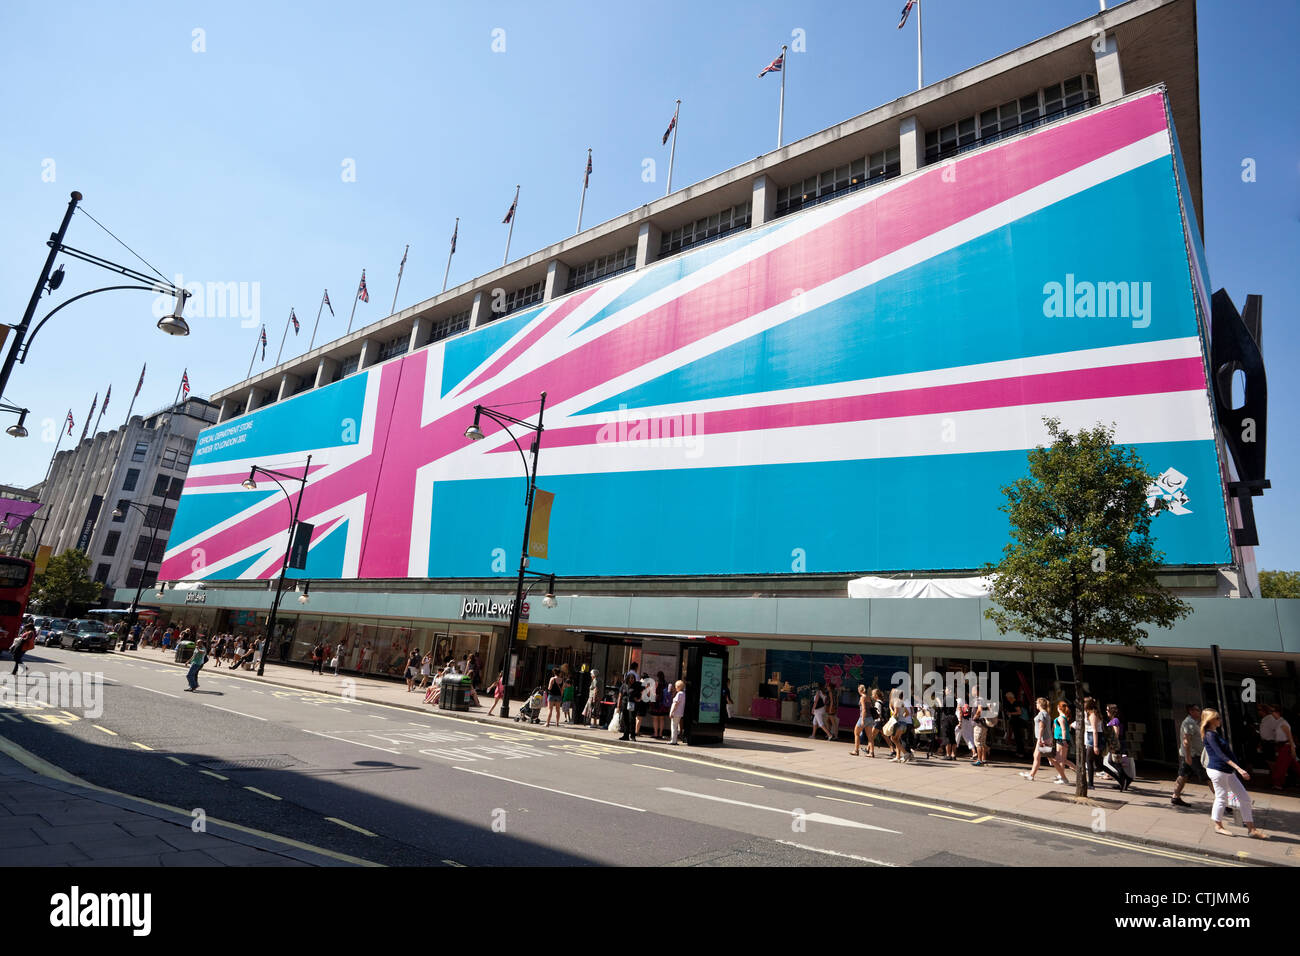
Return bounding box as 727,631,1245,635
1122,755,1136,779
608,709,621,734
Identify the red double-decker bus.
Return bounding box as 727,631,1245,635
0,556,35,652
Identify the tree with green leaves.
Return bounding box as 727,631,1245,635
31,550,102,618
1258,571,1300,599
983,419,1190,797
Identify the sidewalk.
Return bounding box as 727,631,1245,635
0,743,366,867
153,652,1300,866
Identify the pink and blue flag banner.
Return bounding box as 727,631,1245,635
161,91,1233,583
1,498,41,530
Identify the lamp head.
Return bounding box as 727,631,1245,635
5,409,29,439
464,407,485,441
157,289,191,336
240,468,258,490
542,574,557,608
112,507,124,518
297,580,310,605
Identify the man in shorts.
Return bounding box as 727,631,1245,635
1171,703,1208,807
971,694,990,766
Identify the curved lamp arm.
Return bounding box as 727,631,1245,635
21,285,163,362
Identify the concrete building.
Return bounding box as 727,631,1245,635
124,0,1293,763
35,397,217,598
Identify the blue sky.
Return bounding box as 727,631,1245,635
2,0,1297,571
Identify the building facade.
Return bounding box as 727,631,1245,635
121,0,1294,762
34,398,217,598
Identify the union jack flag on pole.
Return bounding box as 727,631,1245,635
502,185,520,266
323,289,334,316
356,271,369,303
65,409,74,436
898,0,923,90
134,363,146,398
664,99,681,196
444,219,459,293
260,324,268,361
181,369,190,396
898,0,916,28
291,309,300,334
102,384,111,416
758,51,783,77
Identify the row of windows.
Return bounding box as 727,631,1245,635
659,201,752,257
111,500,175,532
161,439,193,471
773,146,901,219
377,334,409,362
566,246,637,292
153,474,184,499
486,280,545,322
426,309,471,346
924,74,1097,164
133,535,167,564
126,567,158,590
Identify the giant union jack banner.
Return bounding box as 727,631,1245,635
161,89,1232,582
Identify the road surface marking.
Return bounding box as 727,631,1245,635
333,707,352,712
455,767,646,812
130,742,154,751
202,703,267,721
0,733,381,867
816,794,874,808
302,729,401,754
326,817,377,836
365,714,387,720
132,684,181,699
165,756,188,766
44,662,71,670
633,763,673,773
442,859,466,867
199,770,229,781
969,814,994,824
1002,818,1238,865
244,786,281,800
717,778,764,788
658,787,900,833
775,839,896,866
92,725,118,736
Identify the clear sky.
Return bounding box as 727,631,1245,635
2,0,1297,571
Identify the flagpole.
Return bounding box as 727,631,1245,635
666,100,680,197
27,424,67,554
123,369,140,426
276,310,292,365
443,219,458,293
391,244,408,314
347,274,363,333
309,291,327,352
246,328,260,380
503,185,519,267
91,389,108,438
778,44,787,148
916,0,923,91
576,148,590,235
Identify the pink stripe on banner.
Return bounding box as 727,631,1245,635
183,462,328,490
461,288,600,393
474,95,1170,414
533,356,1206,451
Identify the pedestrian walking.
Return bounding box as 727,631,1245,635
544,668,564,727
825,683,840,740
419,650,433,691
184,640,208,691
582,669,602,727
405,648,422,692
561,678,575,723
484,671,504,717
1020,697,1060,781
1260,704,1297,790
956,697,976,757
10,623,36,675
1172,703,1210,806
651,670,670,739
330,642,341,676
1200,708,1268,839
635,671,654,738
851,684,869,755
310,641,323,675
867,688,887,758
810,683,834,741
669,679,686,745
616,671,641,742
1053,700,1075,784
971,692,991,766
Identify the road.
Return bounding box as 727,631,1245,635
0,647,1237,867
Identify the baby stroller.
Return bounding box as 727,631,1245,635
515,687,545,723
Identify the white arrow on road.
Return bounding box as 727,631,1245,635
658,788,900,833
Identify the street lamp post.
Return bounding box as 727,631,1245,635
0,190,192,401
114,500,168,636
239,457,312,677
464,393,548,720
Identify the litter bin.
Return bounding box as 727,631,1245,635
174,641,196,664
439,675,471,711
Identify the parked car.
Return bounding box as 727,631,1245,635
59,619,111,652
37,618,72,646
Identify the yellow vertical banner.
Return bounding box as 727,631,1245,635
528,489,554,559
34,544,52,575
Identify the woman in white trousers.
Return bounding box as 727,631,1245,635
1201,708,1268,840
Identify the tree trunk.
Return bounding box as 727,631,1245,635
1072,633,1088,797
